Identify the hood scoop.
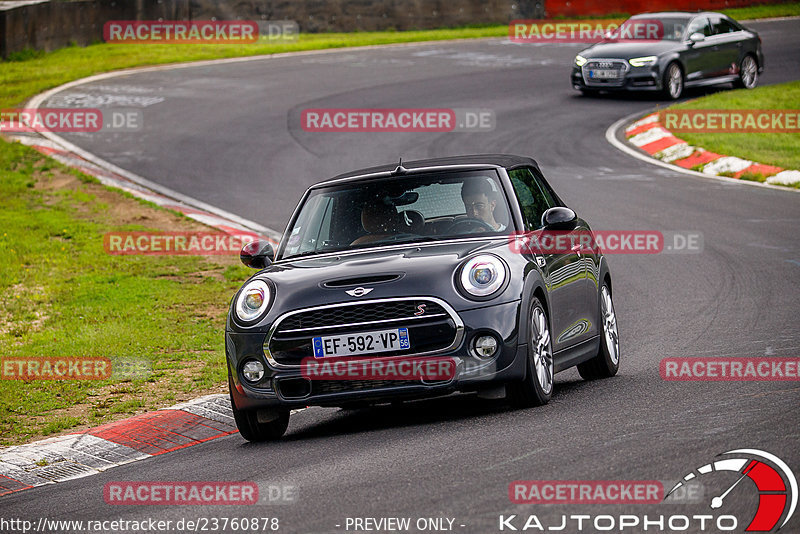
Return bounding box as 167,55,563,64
321,273,402,288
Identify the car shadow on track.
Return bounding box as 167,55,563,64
275,378,596,442
573,85,734,103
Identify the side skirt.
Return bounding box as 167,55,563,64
553,336,600,373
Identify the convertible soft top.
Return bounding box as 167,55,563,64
326,154,541,183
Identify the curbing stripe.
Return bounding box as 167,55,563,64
628,126,672,148
610,110,800,193
702,156,753,176
672,149,723,169
639,135,684,155
0,395,237,498
734,163,783,179
654,142,694,163
768,170,800,185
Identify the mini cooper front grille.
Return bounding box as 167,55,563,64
276,300,447,333
265,297,464,368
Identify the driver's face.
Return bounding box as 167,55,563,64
463,193,496,223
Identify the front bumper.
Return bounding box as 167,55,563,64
226,299,526,410
571,63,662,92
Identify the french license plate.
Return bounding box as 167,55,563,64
312,328,410,358
589,69,619,79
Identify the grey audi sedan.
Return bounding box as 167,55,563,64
571,11,764,99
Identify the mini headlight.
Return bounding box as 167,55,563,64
629,56,657,67
235,279,271,323
459,254,507,298
575,55,588,67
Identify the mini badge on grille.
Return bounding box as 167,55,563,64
345,287,373,297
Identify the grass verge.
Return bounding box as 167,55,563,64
667,81,800,173
0,142,253,445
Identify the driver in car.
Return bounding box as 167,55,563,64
351,197,401,245
460,179,506,231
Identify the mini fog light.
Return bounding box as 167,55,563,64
242,360,265,382
473,335,498,358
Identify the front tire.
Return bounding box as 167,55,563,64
662,62,684,100
577,283,620,380
228,369,289,442
734,54,758,89
508,298,553,407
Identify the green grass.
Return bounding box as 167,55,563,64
550,3,800,20
722,2,800,20
668,81,800,171
0,142,253,444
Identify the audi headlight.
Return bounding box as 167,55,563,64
629,56,657,67
575,55,588,67
458,254,507,299
235,279,272,323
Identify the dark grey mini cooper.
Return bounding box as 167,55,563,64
226,155,620,441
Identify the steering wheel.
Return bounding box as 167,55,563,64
447,218,496,234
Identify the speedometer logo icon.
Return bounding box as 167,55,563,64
666,449,797,531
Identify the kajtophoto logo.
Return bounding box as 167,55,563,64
666,449,797,532
499,450,795,532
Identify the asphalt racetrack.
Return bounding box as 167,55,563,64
4,18,799,534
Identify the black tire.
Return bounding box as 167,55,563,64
662,62,684,100
508,297,553,407
228,368,289,442
577,283,620,380
734,54,758,89
580,89,599,97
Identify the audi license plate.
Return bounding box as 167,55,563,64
312,328,410,358
589,69,620,79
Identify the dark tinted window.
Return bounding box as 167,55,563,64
280,170,512,259
508,168,556,231
711,17,738,34
687,17,712,37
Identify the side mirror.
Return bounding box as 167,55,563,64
689,32,705,44
240,239,274,269
541,207,578,231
